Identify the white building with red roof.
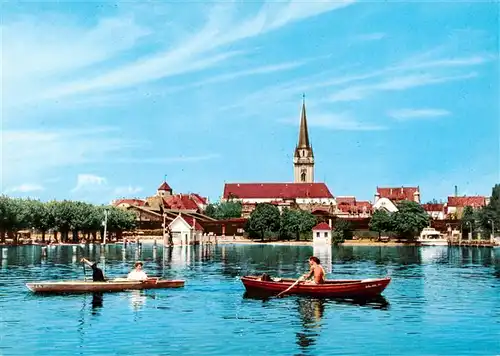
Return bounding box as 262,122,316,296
422,203,446,220
372,186,421,212
167,213,204,245
221,97,336,217
312,221,332,244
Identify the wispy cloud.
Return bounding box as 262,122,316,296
329,72,478,102
5,184,44,193
115,154,221,164
3,1,354,110
71,174,107,193
355,32,385,41
1,127,135,187
388,108,451,121
280,112,385,131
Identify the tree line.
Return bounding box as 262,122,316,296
0,196,136,244
460,184,500,238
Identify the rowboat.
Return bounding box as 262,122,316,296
26,278,185,294
241,276,391,298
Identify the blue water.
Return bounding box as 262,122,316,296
1,244,499,355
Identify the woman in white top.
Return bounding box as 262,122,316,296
127,261,148,281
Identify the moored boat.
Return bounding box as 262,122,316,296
26,278,185,294
241,276,391,298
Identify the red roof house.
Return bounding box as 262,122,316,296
375,186,420,202
447,196,486,208
223,183,334,200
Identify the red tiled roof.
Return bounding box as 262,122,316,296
223,183,334,199
181,215,204,231
158,182,172,191
190,193,208,205
163,194,200,211
113,199,147,207
337,196,356,204
422,203,445,212
377,187,419,201
313,222,331,231
357,201,372,208
447,196,486,207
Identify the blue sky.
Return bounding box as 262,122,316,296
1,1,498,204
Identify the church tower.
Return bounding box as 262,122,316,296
293,95,314,183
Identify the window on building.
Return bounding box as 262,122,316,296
324,232,328,237
316,232,320,237
301,172,306,182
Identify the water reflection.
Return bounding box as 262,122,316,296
91,293,103,313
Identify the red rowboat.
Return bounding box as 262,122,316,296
26,278,185,294
241,276,391,298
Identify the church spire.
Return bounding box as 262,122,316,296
297,93,310,148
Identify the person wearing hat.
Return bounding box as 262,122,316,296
127,261,148,281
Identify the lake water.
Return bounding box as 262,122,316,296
1,243,499,355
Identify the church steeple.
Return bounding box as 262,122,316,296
293,94,314,183
297,94,310,149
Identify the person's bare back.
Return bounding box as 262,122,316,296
304,256,326,284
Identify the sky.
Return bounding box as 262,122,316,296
1,0,499,205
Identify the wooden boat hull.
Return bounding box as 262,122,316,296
241,276,391,298
26,278,185,294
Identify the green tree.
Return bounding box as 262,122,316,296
25,199,54,243
0,197,28,243
247,203,280,241
461,206,476,238
334,218,353,240
280,209,316,241
391,201,429,240
204,201,242,220
477,184,500,237
369,210,392,240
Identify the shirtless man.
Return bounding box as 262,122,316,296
303,256,326,284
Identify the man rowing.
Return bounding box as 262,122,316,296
81,258,106,282
302,256,326,284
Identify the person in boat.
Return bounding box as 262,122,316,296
127,261,148,281
303,256,326,284
80,258,106,282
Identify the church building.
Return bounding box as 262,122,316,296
222,97,336,217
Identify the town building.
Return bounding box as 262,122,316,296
422,203,446,220
167,213,204,245
372,186,421,212
312,221,332,244
335,196,373,218
446,196,487,219
222,97,336,217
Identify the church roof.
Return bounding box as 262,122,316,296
297,98,310,149
158,181,172,191
223,183,333,199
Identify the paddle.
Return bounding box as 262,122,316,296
276,275,305,298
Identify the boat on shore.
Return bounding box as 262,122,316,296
417,227,449,246
240,276,391,298
26,278,185,294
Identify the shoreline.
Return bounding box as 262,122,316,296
2,237,497,248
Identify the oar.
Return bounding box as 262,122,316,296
276,275,305,298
